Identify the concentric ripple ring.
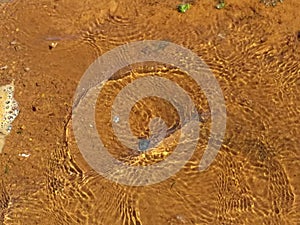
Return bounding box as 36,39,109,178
72,40,226,186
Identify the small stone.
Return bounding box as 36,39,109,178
24,67,30,72
18,153,30,158
138,138,150,151
49,42,58,50
0,65,8,70
113,115,120,123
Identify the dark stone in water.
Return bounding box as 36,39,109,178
138,139,150,151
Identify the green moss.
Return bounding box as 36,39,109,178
177,3,191,13
216,0,225,9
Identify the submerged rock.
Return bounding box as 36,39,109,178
138,138,150,151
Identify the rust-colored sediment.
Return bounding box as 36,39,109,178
0,0,299,224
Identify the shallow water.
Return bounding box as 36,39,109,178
0,0,299,224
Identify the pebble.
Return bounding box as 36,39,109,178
49,42,58,50
19,153,31,158
0,65,8,70
138,138,150,151
113,115,120,123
